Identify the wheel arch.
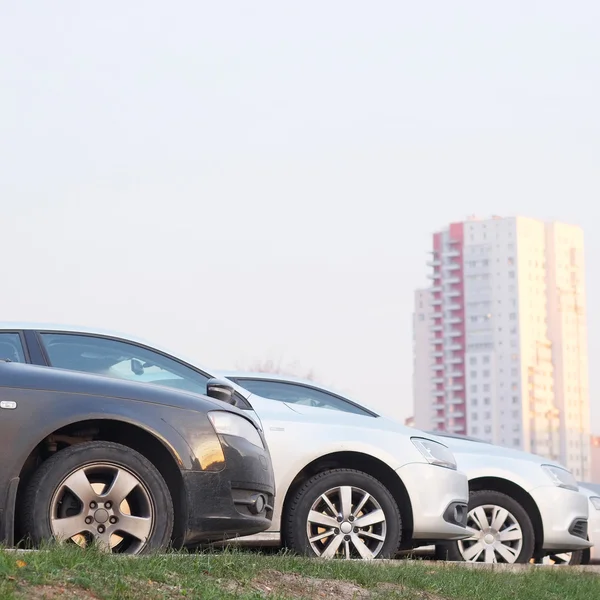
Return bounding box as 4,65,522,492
13,418,187,547
469,476,544,554
280,451,413,544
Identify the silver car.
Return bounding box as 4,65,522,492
222,372,592,564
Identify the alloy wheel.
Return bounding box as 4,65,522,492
50,462,154,554
305,485,387,559
457,504,524,563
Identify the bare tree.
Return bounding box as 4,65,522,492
237,357,318,382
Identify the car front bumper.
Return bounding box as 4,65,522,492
587,500,600,563
529,486,592,552
397,462,469,542
181,433,275,546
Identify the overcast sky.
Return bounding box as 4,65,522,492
1,1,599,430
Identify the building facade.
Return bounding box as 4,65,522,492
412,216,590,480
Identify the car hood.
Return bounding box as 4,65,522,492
426,433,565,468
274,403,450,446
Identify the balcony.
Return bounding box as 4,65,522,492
445,330,462,338
432,350,444,357
448,410,465,419
444,290,461,298
446,303,461,311
427,259,441,267
427,273,442,280
447,316,462,324
445,276,461,284
447,424,466,434
447,371,463,378
431,363,444,371
447,397,464,405
432,376,444,384
432,415,445,424
430,298,443,306
431,285,443,292
443,263,461,271
447,357,463,364
430,324,443,332
432,390,445,397
446,343,462,351
447,384,464,391
444,249,461,257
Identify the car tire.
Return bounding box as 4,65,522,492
282,468,401,559
22,441,174,554
435,490,535,564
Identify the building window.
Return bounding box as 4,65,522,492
512,396,518,404
483,384,490,392
509,313,516,320
470,357,477,365
470,385,477,393
509,271,515,279
483,370,490,377
472,413,479,421
472,398,478,406
484,412,491,420
470,371,477,378
484,426,492,434
484,397,491,405
483,356,490,364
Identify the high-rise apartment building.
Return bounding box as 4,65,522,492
412,216,590,480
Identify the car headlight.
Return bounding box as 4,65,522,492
589,497,600,510
411,437,457,470
208,411,264,449
541,465,578,491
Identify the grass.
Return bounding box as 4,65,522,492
0,545,598,599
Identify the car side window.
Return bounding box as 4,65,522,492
0,333,26,363
231,379,373,416
39,333,210,396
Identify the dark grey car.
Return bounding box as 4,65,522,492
0,360,275,554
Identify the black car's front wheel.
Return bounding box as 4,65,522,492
23,441,174,554
283,468,402,559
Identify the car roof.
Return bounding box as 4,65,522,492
218,370,323,386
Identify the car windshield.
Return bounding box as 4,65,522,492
228,377,377,417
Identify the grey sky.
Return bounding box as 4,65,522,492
1,2,599,429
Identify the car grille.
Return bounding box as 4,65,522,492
568,519,588,539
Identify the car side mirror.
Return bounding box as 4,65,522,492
206,378,237,406
131,359,144,376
